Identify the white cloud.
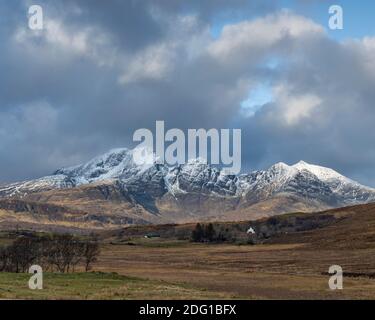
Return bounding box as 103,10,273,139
207,11,324,61
119,43,176,84
272,85,322,125
348,37,375,78
13,18,117,67
119,14,211,84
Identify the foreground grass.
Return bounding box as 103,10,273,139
0,271,233,300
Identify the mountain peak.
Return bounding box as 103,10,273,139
294,160,309,166
292,160,344,182
272,162,290,169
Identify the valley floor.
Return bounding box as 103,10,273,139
94,239,375,300
0,271,231,299
2,202,375,299
2,239,375,299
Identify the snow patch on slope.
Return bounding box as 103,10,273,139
293,161,348,182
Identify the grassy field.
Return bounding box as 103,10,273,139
1,238,375,299
0,271,234,300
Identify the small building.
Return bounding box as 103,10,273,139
246,227,255,235
144,233,161,239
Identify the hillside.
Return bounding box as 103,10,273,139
103,201,375,251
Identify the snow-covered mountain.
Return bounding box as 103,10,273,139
0,148,156,198
236,160,375,206
1,147,375,226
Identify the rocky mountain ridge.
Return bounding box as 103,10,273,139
0,148,374,229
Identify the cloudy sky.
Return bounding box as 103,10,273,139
1,0,375,186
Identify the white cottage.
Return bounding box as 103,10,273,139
247,227,255,235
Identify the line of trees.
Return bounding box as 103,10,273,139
191,223,225,243
0,234,100,273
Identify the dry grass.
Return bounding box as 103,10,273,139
0,272,233,300
95,238,375,299
2,202,375,299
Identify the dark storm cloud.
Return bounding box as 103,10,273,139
1,1,375,187
151,0,277,21
1,0,277,181
53,0,166,52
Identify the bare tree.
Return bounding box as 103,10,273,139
71,242,85,272
0,247,9,271
83,240,100,272
0,233,101,274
